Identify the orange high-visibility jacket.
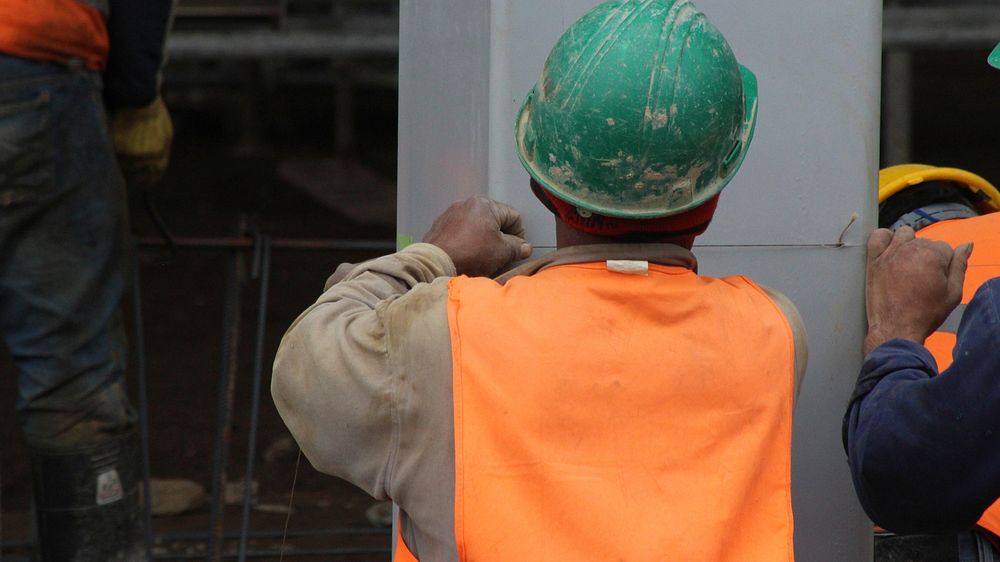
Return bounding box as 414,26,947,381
0,0,108,70
396,261,796,561
917,212,1000,539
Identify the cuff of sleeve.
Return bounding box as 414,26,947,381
867,338,937,367
399,243,457,278
323,243,457,291
850,339,938,404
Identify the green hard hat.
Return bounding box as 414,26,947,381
515,0,758,219
990,43,1000,69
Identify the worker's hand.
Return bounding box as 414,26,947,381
109,96,173,189
864,227,972,354
423,196,533,277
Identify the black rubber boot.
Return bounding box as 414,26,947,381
30,430,146,561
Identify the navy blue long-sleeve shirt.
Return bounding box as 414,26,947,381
844,278,1000,533
103,0,174,109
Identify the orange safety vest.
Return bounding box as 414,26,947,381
0,0,108,70
916,212,1000,540
397,261,796,561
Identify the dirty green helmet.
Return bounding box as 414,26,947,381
515,0,758,219
990,43,1000,69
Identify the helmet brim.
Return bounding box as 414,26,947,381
515,65,759,219
879,166,1000,212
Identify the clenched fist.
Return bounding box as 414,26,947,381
864,227,972,354
423,196,533,277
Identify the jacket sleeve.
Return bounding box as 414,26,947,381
270,244,455,499
844,278,1000,533
103,0,175,109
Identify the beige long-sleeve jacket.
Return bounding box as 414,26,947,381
271,242,807,561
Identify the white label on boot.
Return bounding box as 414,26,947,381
96,469,124,505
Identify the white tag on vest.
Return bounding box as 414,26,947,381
96,469,124,505
606,260,649,275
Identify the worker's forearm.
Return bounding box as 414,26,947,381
104,0,174,109
844,341,979,532
845,280,1000,533
284,243,455,366
271,244,454,496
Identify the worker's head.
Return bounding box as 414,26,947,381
515,0,757,246
990,43,1000,69
878,164,1000,231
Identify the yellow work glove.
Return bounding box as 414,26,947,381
109,96,174,189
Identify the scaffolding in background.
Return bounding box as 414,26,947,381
882,1,1000,164
166,0,398,154
162,0,1000,164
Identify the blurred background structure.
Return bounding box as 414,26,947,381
0,0,998,560
883,0,1000,173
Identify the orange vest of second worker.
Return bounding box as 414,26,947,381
917,212,1000,540
395,261,796,561
0,0,108,70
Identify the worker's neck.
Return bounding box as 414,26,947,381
554,219,695,250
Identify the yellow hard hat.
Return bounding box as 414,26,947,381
878,164,1000,212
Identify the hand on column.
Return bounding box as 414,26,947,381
864,227,972,354
424,196,533,277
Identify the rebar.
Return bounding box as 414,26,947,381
208,249,246,561
167,30,398,60
138,236,396,252
154,547,389,560
131,259,156,560
1,231,394,559
237,234,272,561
